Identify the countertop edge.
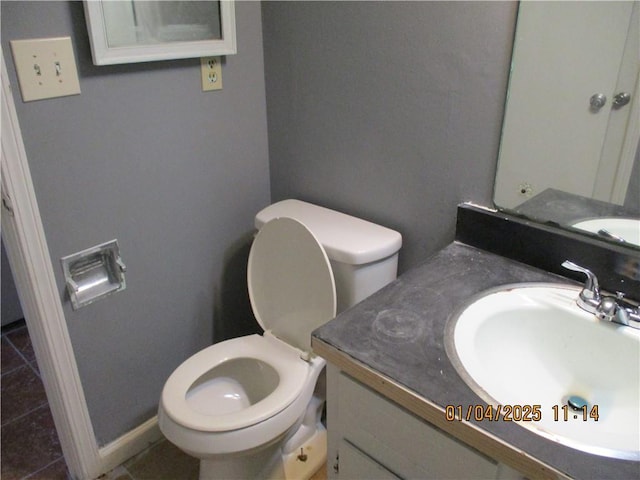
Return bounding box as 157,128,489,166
311,336,571,480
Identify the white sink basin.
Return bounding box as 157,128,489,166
446,284,640,460
572,217,640,246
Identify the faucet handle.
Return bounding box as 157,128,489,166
562,261,640,329
561,260,601,305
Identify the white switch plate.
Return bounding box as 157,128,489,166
10,37,81,102
201,56,223,91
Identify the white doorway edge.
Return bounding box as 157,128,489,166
1,51,161,480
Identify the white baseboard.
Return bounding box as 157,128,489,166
98,416,163,475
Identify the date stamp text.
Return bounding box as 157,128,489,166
444,404,599,422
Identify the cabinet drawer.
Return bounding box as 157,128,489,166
338,373,498,479
340,440,401,480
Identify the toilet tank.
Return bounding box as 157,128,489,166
255,200,402,313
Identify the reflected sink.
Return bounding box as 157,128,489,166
572,217,640,246
446,284,640,460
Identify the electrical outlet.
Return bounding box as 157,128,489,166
201,56,223,91
10,37,81,102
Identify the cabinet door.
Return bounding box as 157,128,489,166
340,440,401,480
338,373,498,479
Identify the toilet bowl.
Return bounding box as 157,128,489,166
159,216,336,479
158,200,402,480
159,333,325,458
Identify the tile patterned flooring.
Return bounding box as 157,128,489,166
1,320,327,480
1,320,68,480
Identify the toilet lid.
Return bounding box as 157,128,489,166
248,217,337,352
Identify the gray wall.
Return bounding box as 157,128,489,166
2,0,517,449
2,239,24,326
1,1,269,445
262,1,518,271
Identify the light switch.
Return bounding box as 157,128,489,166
10,37,81,102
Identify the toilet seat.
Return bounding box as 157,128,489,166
161,334,309,432
248,217,337,352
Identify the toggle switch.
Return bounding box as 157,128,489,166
10,36,81,102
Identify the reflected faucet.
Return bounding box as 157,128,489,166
597,228,627,244
562,260,640,330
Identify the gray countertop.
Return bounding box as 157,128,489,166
312,242,639,480
512,188,639,226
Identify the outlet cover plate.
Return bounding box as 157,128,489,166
10,37,81,102
201,56,223,91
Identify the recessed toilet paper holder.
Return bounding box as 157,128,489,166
61,239,126,310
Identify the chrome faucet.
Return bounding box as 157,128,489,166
562,260,640,329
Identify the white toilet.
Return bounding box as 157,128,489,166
158,199,402,479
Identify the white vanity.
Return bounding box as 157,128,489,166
324,365,525,480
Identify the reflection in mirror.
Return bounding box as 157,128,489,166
101,1,221,47
494,1,639,248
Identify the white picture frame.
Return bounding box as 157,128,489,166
84,0,236,65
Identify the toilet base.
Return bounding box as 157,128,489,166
282,393,327,479
197,423,327,480
199,440,283,480
283,426,327,480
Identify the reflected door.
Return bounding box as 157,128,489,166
495,1,638,208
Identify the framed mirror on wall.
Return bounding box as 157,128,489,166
84,0,236,65
494,1,639,248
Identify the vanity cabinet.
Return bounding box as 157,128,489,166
326,365,525,480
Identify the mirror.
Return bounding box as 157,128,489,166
494,1,639,248
84,0,236,65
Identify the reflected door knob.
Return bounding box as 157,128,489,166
613,92,631,109
589,93,607,112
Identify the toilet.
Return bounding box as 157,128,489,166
158,199,402,479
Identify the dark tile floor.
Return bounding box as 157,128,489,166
1,320,69,480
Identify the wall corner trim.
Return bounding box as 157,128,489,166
1,50,103,479
2,49,165,479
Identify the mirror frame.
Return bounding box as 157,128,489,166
83,0,236,65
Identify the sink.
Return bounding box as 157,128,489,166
445,284,640,460
572,217,640,246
